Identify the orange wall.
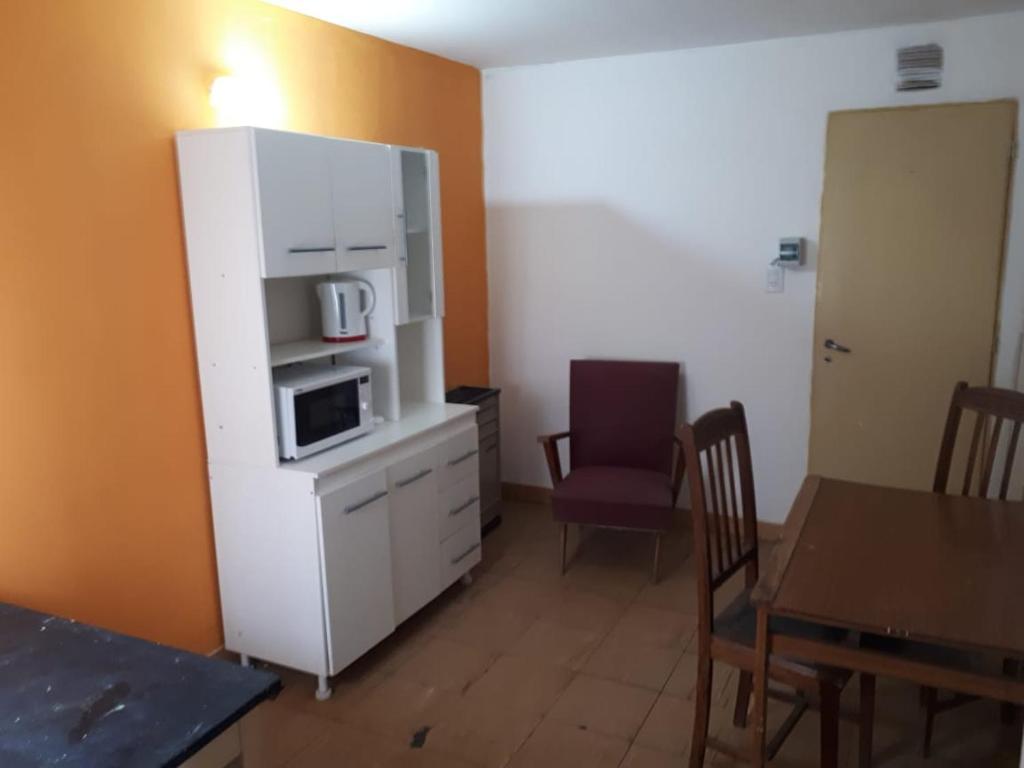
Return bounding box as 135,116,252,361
0,0,487,653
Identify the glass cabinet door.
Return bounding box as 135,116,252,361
398,149,437,321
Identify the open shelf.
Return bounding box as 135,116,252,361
270,337,384,367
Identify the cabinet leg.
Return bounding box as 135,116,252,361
239,654,251,668
460,572,473,586
316,675,332,702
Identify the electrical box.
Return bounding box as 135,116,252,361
778,237,805,266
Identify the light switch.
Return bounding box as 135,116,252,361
766,265,785,293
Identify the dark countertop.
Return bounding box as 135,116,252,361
445,386,501,406
0,603,280,768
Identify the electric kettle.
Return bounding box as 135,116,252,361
316,280,376,343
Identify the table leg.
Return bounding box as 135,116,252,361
751,605,770,768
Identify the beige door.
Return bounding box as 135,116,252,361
809,101,1016,490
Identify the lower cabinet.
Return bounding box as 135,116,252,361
387,449,441,624
316,424,481,679
318,471,396,675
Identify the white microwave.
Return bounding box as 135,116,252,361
273,364,374,460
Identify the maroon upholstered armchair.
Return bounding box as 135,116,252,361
537,359,686,583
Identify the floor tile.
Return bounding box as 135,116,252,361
241,699,334,768
634,693,696,754
425,696,543,767
546,674,658,739
608,603,698,649
507,618,603,670
621,743,688,768
583,632,685,691
505,718,630,768
391,636,495,694
541,588,627,634
462,654,574,716
284,722,402,767
432,601,537,655
342,676,459,742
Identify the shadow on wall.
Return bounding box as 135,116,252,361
487,200,806,505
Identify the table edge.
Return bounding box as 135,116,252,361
751,474,821,606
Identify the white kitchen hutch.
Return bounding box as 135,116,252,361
175,127,481,700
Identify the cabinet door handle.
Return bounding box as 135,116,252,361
449,496,479,517
346,245,387,252
447,449,479,467
396,468,432,488
344,490,388,515
451,542,481,565
288,247,335,254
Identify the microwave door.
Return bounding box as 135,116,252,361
293,378,362,449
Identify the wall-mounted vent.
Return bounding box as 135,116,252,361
897,44,943,91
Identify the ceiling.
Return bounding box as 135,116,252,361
262,0,1024,68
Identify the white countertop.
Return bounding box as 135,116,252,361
278,402,477,478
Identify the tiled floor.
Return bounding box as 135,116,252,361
241,501,1022,767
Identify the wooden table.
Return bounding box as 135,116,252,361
0,603,280,767
750,476,1024,767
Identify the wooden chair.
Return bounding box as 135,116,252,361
919,380,1024,756
680,402,876,768
538,360,685,583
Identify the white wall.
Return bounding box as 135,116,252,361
483,11,1024,522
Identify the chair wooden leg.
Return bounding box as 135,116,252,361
688,651,713,768
859,674,875,768
560,524,568,575
1002,658,1020,725
651,533,662,584
819,682,840,768
733,672,752,728
922,686,937,758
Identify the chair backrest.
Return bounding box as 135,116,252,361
568,359,679,475
679,402,759,633
933,381,1024,501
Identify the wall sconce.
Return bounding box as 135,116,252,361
209,40,284,128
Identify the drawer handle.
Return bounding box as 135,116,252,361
451,542,481,565
396,468,433,488
346,245,387,252
344,490,388,514
288,247,335,254
448,449,479,467
449,496,479,517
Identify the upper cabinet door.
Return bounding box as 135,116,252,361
254,130,337,277
392,148,445,324
331,141,396,272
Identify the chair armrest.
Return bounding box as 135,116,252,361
537,431,571,487
672,434,687,505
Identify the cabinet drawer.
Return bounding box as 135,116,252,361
478,418,498,441
439,427,479,489
318,471,395,674
439,474,481,540
475,398,499,426
480,435,500,510
387,446,438,492
440,522,481,588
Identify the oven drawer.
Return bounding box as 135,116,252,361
439,474,481,540
440,521,481,587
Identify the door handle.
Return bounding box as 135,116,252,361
396,468,432,489
447,449,479,467
824,339,851,353
449,496,479,517
344,490,388,515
